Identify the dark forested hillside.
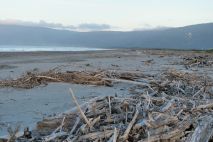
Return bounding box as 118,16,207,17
0,23,213,49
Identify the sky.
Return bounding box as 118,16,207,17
0,0,213,31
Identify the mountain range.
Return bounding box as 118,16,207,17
0,23,213,49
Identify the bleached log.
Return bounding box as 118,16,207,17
195,102,213,110
176,109,183,116
138,118,191,142
36,75,62,82
90,116,101,128
107,128,118,142
134,119,151,130
78,130,114,141
44,116,66,142
103,78,150,87
161,99,175,112
43,96,104,121
59,117,65,132
113,128,118,142
6,125,20,142
63,136,78,142
63,117,80,142
44,132,67,142
69,88,92,128
150,116,178,128
108,96,112,115
91,101,97,116
149,125,170,135
80,118,93,134
190,116,213,142
69,117,80,135
120,108,139,141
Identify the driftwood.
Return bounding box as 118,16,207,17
182,55,213,68
77,130,114,141
190,116,213,142
107,128,118,142
7,125,20,142
120,107,139,141
3,69,213,142
44,116,66,141
103,78,150,87
69,88,92,128
0,70,147,89
69,117,80,135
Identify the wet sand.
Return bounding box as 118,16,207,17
0,49,212,137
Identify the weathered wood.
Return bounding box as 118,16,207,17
90,116,101,128
7,125,20,142
193,87,204,97
44,132,67,142
190,116,213,142
64,117,80,142
107,128,118,142
36,75,62,82
195,102,213,110
9,69,213,142
69,117,80,135
69,88,92,128
120,108,139,141
78,130,114,141
103,78,150,87
161,99,175,112
44,116,66,142
108,96,112,116
150,116,178,128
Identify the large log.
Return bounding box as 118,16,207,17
190,116,213,142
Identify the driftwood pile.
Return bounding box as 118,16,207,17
0,70,146,89
5,69,212,142
183,55,213,68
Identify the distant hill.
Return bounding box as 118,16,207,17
0,23,213,49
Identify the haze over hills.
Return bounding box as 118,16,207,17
0,23,212,50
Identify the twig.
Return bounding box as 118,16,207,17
193,87,204,97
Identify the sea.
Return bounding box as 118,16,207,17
0,45,109,52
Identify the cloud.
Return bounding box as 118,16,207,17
0,19,113,31
0,19,76,30
77,23,111,31
37,20,76,29
133,24,170,31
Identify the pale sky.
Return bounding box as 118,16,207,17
0,0,213,30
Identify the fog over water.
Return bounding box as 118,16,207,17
0,45,108,52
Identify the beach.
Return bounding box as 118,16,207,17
0,49,212,137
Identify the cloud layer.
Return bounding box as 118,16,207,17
0,19,113,31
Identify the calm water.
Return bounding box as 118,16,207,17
0,45,108,52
